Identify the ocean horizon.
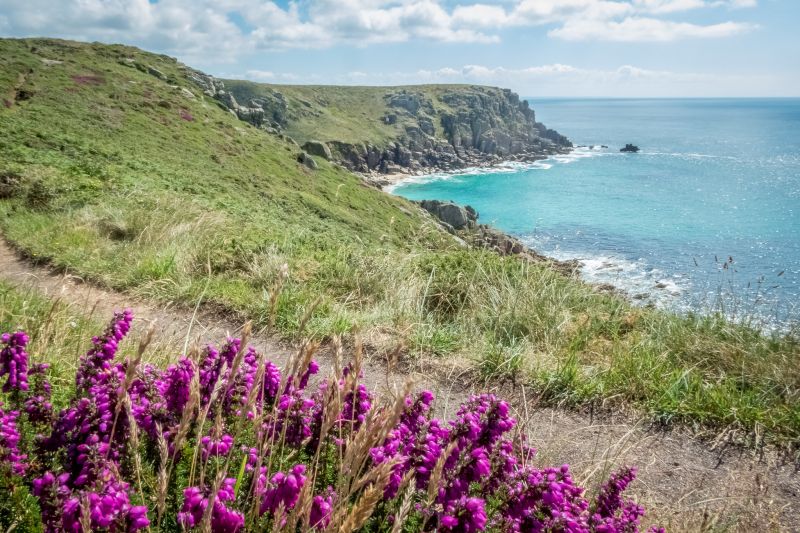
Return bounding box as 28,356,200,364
392,97,800,330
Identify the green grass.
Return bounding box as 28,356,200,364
220,80,473,148
1,38,798,450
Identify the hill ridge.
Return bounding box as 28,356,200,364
187,70,572,174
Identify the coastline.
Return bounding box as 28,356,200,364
374,148,681,307
360,152,558,192
371,151,591,283
377,148,795,331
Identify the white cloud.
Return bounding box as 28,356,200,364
452,4,513,28
550,16,756,41
245,70,275,81
290,61,765,97
514,0,634,24
633,0,708,14
0,0,248,61
0,0,759,61
280,61,721,88
633,0,756,13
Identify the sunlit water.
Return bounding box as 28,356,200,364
391,98,800,329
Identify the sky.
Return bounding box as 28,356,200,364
0,0,798,97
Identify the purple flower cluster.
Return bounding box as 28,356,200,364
370,392,655,533
201,433,234,460
370,390,435,498
61,467,149,532
178,477,244,531
75,309,132,391
259,464,307,516
340,368,372,428
20,311,149,532
0,331,29,392
591,466,646,532
24,363,53,424
0,402,26,475
310,487,335,530
0,311,659,533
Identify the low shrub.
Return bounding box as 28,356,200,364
0,310,661,532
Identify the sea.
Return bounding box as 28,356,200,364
390,98,800,330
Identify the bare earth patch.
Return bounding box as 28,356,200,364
71,74,105,86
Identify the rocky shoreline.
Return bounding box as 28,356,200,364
359,152,560,190
410,198,580,277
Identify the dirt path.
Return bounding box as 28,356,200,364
0,239,797,530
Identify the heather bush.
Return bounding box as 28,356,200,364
0,310,660,532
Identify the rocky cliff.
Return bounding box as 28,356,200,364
187,71,572,175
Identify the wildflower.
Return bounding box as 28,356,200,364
310,487,336,530
0,331,29,392
75,309,133,391
0,403,26,476
440,497,487,532
178,478,243,532
201,433,234,460
259,464,307,516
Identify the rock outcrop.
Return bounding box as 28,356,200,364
302,140,332,160
188,70,286,133
416,200,478,231
417,199,579,275
185,70,572,175
331,87,572,174
297,152,318,170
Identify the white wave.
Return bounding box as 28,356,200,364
524,241,688,309
388,145,611,192
383,172,460,193
642,151,742,162
386,160,550,192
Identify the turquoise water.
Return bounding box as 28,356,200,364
392,98,800,328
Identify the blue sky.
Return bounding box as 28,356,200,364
1,0,797,96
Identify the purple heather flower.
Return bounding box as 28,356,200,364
75,309,133,391
14,312,660,533
259,464,307,516
310,487,336,530
298,359,319,390
34,466,148,532
201,433,234,460
178,478,243,532
0,403,27,476
0,331,30,392
199,343,223,405
440,496,487,532
590,466,646,532
158,357,194,415
24,394,53,424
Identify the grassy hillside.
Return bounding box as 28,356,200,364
0,37,452,329
1,38,798,449
222,80,481,146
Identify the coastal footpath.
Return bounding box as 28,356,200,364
2,39,797,493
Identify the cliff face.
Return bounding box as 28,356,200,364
188,72,571,174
